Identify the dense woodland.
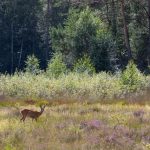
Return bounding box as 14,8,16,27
1,0,150,73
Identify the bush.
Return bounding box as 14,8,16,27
46,53,68,78
121,61,145,92
0,72,121,100
73,54,95,75
0,64,148,100
25,55,40,75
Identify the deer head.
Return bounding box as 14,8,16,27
40,105,46,114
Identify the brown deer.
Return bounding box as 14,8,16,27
20,105,46,122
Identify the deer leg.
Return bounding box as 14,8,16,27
20,117,25,122
23,117,26,122
20,115,24,122
20,117,23,121
22,114,27,122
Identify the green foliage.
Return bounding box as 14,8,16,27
121,61,145,92
51,7,116,71
51,25,66,53
25,55,40,75
73,54,95,74
46,53,68,78
4,144,16,150
0,72,121,100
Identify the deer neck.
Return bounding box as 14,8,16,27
39,109,44,115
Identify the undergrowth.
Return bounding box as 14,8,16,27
0,71,149,101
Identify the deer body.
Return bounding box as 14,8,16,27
20,105,46,122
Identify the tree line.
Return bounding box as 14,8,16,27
0,0,150,73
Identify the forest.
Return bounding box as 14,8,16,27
1,0,150,73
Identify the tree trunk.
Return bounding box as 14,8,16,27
18,39,23,69
11,22,14,74
148,0,150,65
111,0,117,37
120,0,132,60
148,0,150,36
11,0,17,74
45,0,52,61
105,0,111,26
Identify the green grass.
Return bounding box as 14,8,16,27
0,101,149,150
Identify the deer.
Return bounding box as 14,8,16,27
20,105,46,122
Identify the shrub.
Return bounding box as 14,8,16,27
73,54,95,75
121,61,145,92
0,72,121,100
25,55,40,75
0,67,148,100
46,53,68,78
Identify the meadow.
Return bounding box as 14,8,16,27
0,100,149,150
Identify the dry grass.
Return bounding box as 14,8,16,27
0,102,150,150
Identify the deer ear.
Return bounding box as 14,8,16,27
41,105,46,109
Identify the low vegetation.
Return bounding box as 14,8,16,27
0,102,149,150
0,73,149,103
0,54,149,102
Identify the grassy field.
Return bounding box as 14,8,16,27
0,100,149,150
